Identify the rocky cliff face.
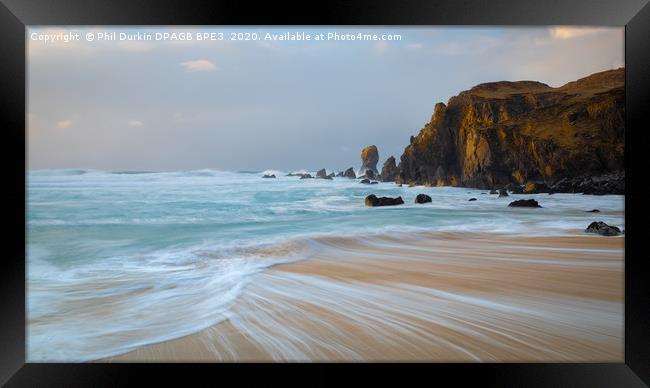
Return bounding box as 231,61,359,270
396,68,625,193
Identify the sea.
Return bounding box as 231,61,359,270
26,168,625,361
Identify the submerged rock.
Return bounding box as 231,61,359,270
360,178,371,184
498,189,509,197
585,221,621,236
586,209,601,213
299,174,313,179
468,198,477,201
370,181,378,184
262,174,276,178
415,194,432,204
508,199,541,208
365,194,404,207
489,189,498,195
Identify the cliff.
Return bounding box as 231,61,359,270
396,68,625,193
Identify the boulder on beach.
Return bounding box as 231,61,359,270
262,174,276,178
498,189,509,197
415,194,432,204
365,194,404,207
360,178,371,184
508,199,541,208
468,198,477,201
585,221,621,236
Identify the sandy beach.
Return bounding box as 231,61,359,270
102,232,624,362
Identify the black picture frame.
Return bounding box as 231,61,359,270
1,0,649,386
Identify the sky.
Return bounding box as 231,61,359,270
27,26,624,172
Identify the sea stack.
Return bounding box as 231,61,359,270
359,145,379,177
380,156,399,182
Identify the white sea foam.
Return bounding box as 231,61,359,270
26,169,625,361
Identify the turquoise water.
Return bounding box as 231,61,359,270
26,169,625,361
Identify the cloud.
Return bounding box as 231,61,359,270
549,27,605,40
180,59,218,72
128,120,144,127
56,119,72,129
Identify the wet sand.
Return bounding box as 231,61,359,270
102,232,624,362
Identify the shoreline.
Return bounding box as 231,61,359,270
101,231,624,362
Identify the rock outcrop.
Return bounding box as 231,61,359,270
358,169,376,180
341,167,356,179
395,68,624,194
508,199,541,208
316,168,327,178
380,156,399,182
415,194,432,203
585,221,622,236
360,145,379,176
365,194,404,207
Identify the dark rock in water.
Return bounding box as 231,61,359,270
327,172,335,178
585,221,621,236
360,178,371,184
358,169,376,180
262,174,276,178
551,171,624,195
505,183,524,194
523,181,551,194
481,193,487,195
489,189,498,195
508,199,541,207
370,181,378,184
468,198,477,201
587,209,601,213
342,167,356,179
299,174,313,179
380,156,399,182
360,145,380,177
498,189,509,197
316,168,327,178
395,69,624,193
319,175,333,180
365,194,404,207
415,194,432,204
398,184,403,187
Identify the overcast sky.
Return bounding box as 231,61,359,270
27,26,624,172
